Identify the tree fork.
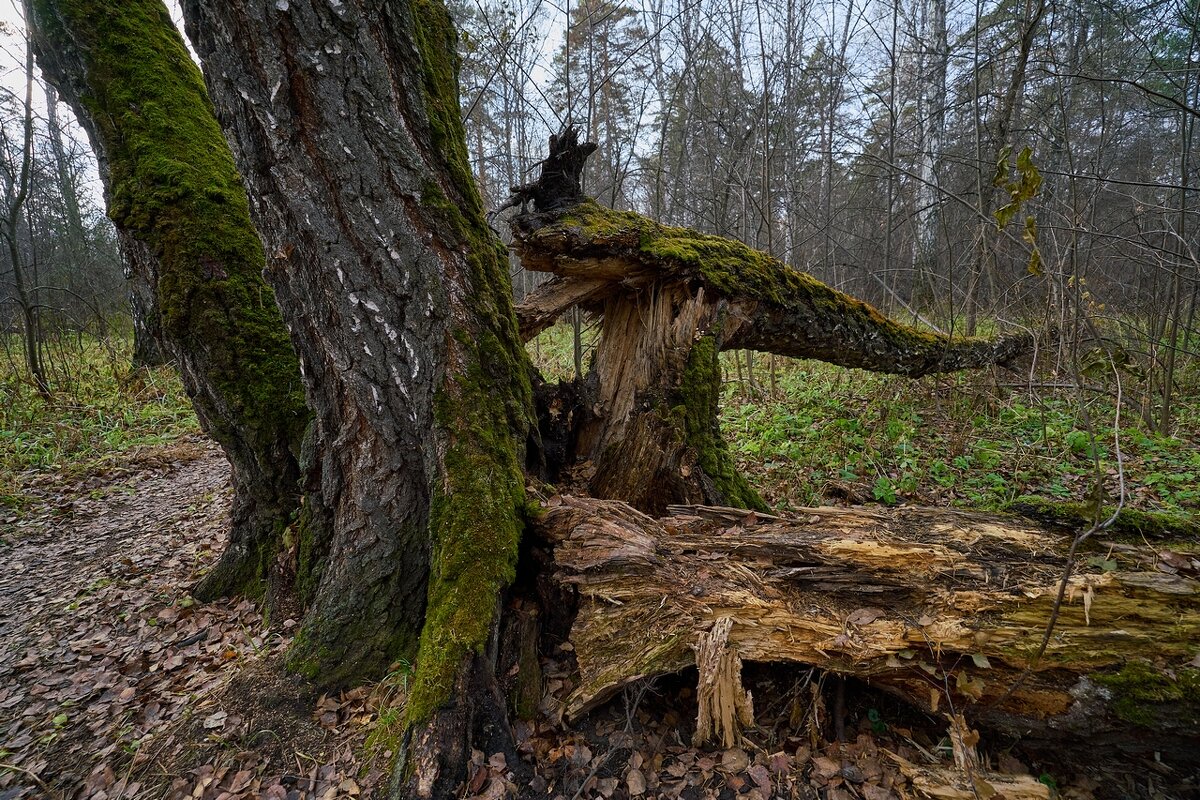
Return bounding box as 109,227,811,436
181,0,534,795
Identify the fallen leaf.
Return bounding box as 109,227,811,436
846,608,887,626
721,748,750,772
748,763,772,794
627,768,647,795
202,711,228,729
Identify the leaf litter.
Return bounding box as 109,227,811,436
0,442,1131,799
0,444,385,798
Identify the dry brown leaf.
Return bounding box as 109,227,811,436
626,768,647,796
721,747,750,772
846,607,887,626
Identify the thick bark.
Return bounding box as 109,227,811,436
535,496,1200,769
181,0,533,794
27,0,311,604
514,201,1044,513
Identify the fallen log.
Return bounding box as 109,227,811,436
532,496,1200,770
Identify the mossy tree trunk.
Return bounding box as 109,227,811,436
513,198,1043,515
27,0,312,606
180,0,533,795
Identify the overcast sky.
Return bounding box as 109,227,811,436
0,1,190,206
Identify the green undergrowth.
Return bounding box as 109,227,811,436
527,319,598,383
1094,660,1200,727
530,323,1199,525
0,334,199,511
721,357,1200,523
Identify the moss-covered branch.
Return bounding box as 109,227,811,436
514,201,1042,376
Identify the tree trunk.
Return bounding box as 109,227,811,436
513,200,1045,515
180,0,533,794
128,277,167,369
42,84,85,247
535,496,1200,770
2,35,49,397
913,0,947,305
27,0,311,605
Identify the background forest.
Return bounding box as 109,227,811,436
2,0,1200,514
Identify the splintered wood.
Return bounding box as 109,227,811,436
533,496,1200,758
691,617,754,748
886,751,1051,800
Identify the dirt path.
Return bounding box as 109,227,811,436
0,444,257,797
0,443,388,799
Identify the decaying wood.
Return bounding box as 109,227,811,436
692,616,755,748
533,496,1200,767
888,751,1051,800
512,194,1050,513
503,126,598,212
884,714,1051,799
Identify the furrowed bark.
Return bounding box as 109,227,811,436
535,496,1200,769
182,0,532,794
27,0,310,605
513,200,1043,513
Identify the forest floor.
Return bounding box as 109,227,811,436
0,438,390,798
2,438,1180,800
1,436,1123,800
1,334,1196,798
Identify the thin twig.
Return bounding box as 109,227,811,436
0,762,53,793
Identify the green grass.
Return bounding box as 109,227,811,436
528,316,599,383
531,322,1200,520
0,334,199,510
7,323,1197,533
722,356,1200,518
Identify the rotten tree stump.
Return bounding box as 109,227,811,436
511,200,1049,515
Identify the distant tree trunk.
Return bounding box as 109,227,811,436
968,0,1046,334
27,0,311,606
181,0,533,795
42,85,84,244
913,0,946,306
2,36,49,397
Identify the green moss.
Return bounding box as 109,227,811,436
1095,660,1200,727
194,517,283,601
673,335,767,511
410,0,488,223
544,201,956,356
286,631,324,681
1007,497,1200,543
401,4,534,726
290,500,327,608
510,645,542,720
33,0,310,598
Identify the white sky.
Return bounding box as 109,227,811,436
0,0,189,207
